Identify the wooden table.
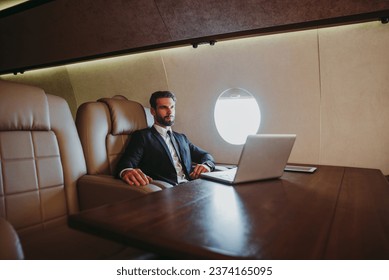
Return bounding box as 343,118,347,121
68,165,389,259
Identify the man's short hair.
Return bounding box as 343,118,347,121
149,91,176,109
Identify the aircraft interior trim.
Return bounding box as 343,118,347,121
0,0,389,264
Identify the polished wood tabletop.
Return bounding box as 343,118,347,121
68,165,389,259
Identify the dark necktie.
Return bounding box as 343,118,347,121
167,130,182,163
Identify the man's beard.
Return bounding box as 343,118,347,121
156,114,175,126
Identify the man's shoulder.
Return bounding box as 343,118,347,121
173,130,189,141
136,127,153,134
132,127,154,138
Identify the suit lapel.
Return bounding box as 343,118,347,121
150,126,175,165
150,127,189,175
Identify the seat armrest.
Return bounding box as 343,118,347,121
77,175,164,210
0,218,24,260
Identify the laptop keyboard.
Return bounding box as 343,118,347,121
218,168,237,180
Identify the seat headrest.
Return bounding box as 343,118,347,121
111,95,128,100
98,98,148,135
0,80,50,131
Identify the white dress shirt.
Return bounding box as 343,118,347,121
153,124,188,183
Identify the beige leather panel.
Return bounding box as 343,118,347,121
40,187,67,221
76,102,111,175
76,98,150,176
6,191,41,230
3,159,38,194
33,132,62,190
0,129,68,230
0,161,3,196
17,216,67,236
0,80,50,131
0,197,4,218
36,157,63,188
98,98,148,135
107,134,130,155
42,216,67,230
0,87,86,230
1,132,39,194
0,218,24,260
0,122,35,220
106,134,130,175
47,94,87,214
0,131,34,160
32,131,60,157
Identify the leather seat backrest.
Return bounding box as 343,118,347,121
0,80,86,234
76,97,153,176
0,217,24,259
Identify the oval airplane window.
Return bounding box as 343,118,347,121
214,88,261,145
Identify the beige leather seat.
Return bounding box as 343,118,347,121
0,80,150,259
0,217,24,259
75,96,172,210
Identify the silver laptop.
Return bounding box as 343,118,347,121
201,134,296,184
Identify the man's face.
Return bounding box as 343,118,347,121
151,97,176,127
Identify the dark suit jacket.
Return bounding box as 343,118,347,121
116,126,215,185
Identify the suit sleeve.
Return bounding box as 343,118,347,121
115,131,145,178
185,136,215,171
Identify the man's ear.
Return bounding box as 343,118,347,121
150,107,156,116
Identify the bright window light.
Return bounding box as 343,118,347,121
214,88,261,145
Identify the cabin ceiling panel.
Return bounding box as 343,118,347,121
0,0,171,73
0,0,389,74
155,0,389,39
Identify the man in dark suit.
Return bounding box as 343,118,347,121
116,91,215,186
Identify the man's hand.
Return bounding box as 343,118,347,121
121,169,153,186
190,164,210,179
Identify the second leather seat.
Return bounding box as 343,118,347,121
76,96,172,210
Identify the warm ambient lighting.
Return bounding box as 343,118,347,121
214,88,261,145
0,1,28,11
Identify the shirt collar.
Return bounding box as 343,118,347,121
153,124,172,137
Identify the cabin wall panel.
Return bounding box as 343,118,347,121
0,67,77,116
0,52,169,118
65,52,169,107
319,22,389,173
161,30,321,165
